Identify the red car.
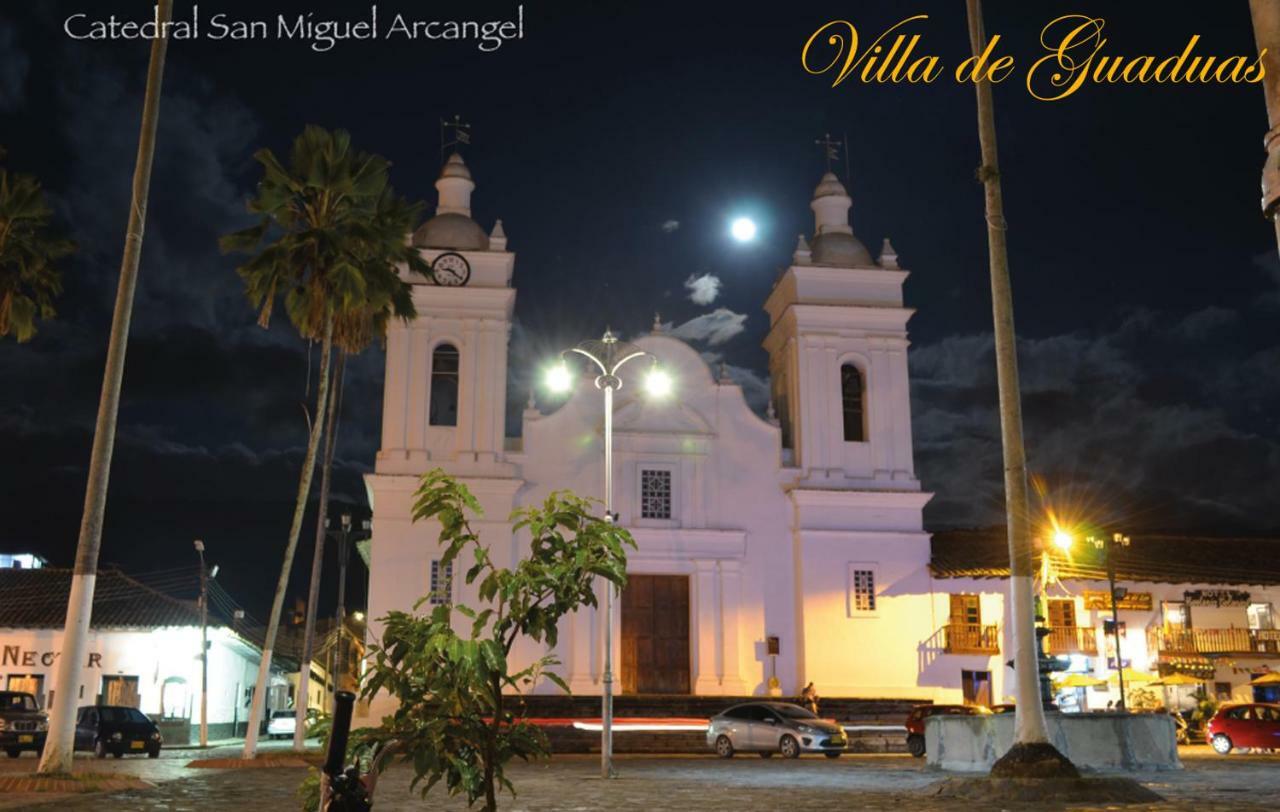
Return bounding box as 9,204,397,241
1206,703,1280,754
904,704,989,758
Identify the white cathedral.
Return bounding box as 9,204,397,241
363,153,1280,718
363,150,949,710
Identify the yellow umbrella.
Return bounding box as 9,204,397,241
1108,668,1158,684
1250,672,1280,686
1058,673,1108,688
1149,673,1203,687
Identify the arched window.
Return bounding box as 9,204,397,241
429,344,460,427
841,363,865,442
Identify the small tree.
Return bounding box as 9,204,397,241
353,470,633,811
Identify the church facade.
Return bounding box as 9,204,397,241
363,152,956,713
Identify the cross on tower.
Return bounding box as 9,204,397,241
440,114,472,165
815,133,842,172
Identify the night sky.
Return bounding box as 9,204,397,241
2,2,1277,618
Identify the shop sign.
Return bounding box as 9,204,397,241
1082,590,1152,611
1184,589,1250,607
1,645,102,669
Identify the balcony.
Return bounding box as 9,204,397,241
1148,627,1280,657
943,623,1001,654
1043,625,1098,656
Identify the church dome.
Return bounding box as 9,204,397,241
810,230,873,266
413,212,489,250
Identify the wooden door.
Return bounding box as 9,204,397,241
621,575,690,694
1047,599,1076,628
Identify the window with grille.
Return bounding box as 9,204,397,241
429,559,454,605
850,568,876,613
640,469,672,519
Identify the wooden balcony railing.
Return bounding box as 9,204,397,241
944,623,1001,654
1043,625,1098,656
1148,627,1280,657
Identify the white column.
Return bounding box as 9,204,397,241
718,560,749,694
380,325,409,454
693,560,720,694
406,327,430,451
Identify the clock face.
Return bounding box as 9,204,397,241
430,252,471,287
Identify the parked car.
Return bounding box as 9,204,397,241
707,702,847,759
1206,702,1280,754
904,704,990,758
74,705,162,758
266,709,297,740
0,691,47,758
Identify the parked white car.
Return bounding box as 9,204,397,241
266,709,296,740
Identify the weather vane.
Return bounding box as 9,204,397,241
815,132,852,184
440,114,472,165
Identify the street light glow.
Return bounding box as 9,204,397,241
1052,530,1074,551
730,216,757,242
545,361,573,393
644,367,673,398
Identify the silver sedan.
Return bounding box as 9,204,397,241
707,702,847,758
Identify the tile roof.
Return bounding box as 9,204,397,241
930,528,1280,586
0,567,204,629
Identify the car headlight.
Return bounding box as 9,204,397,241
0,719,7,731
36,720,48,732
111,731,123,741
796,724,817,734
151,732,162,741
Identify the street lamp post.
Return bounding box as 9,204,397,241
1088,533,1131,710
545,329,671,780
194,539,209,748
330,515,371,702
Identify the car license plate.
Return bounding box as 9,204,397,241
18,735,33,743
130,741,145,750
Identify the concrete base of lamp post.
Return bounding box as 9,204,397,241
926,712,1181,774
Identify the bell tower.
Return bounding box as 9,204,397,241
762,171,921,490
375,153,516,479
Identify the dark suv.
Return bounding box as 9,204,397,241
74,705,163,758
0,691,48,757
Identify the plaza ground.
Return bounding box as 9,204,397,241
0,746,1277,810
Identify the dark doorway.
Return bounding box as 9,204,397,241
621,574,690,694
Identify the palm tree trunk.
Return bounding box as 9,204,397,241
293,353,345,751
965,1,1073,775
38,0,172,774
244,316,334,758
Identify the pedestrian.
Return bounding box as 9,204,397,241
800,682,820,715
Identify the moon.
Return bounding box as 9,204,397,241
730,216,757,243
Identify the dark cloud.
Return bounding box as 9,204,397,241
911,306,1280,535
0,20,29,112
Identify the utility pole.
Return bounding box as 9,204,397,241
194,539,209,748
1090,533,1132,710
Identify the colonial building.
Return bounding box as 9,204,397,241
362,153,1280,716
0,566,291,741
930,530,1280,710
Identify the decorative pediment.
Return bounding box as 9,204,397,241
611,398,714,437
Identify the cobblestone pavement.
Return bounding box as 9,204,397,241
4,748,1279,811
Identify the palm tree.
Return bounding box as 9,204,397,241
965,0,1075,777
291,190,420,750
221,127,425,758
0,152,75,342
38,0,172,775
